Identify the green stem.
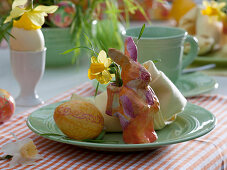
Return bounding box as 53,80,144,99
95,82,99,97
31,0,33,9
115,64,122,87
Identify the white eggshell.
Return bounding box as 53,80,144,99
10,27,45,52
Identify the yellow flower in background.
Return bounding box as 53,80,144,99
88,50,113,84
4,0,58,30
201,0,226,21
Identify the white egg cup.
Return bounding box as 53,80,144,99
10,48,46,106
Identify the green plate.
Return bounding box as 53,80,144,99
93,72,218,98
26,102,216,151
194,49,227,67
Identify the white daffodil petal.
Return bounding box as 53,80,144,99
9,154,21,167
101,70,112,84
98,50,107,63
4,16,13,23
18,158,37,165
1,142,20,154
219,2,226,9
17,138,33,148
203,1,209,7
12,0,28,9
34,5,58,13
105,58,112,68
34,154,43,160
4,7,26,23
27,11,45,26
91,56,98,63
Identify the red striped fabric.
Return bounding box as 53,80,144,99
0,82,226,169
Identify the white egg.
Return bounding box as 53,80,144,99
10,27,45,52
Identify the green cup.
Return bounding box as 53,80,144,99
124,26,198,83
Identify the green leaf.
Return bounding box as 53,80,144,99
153,59,162,63
109,67,116,74
39,132,119,144
6,31,15,39
83,33,97,56
62,46,98,55
95,130,106,140
0,16,13,43
81,139,119,144
137,24,145,41
0,155,13,160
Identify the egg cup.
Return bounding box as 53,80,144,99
10,48,46,106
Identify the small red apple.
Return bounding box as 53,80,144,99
0,89,15,124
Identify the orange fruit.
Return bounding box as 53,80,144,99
54,100,104,140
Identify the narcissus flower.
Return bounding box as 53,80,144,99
0,133,43,167
88,50,113,84
201,0,226,21
4,0,58,30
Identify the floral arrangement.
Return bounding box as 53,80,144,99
87,24,145,94
201,0,227,21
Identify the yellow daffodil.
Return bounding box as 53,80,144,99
4,0,58,30
88,50,113,84
201,0,226,21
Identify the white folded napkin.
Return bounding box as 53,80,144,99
143,60,187,129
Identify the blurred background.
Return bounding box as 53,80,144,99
1,0,227,71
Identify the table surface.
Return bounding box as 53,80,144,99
0,47,227,169
1,48,227,114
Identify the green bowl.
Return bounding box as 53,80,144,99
42,28,75,67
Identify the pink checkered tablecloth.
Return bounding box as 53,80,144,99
0,82,226,169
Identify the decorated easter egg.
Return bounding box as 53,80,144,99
48,1,75,28
0,89,15,124
54,100,104,140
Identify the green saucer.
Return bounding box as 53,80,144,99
27,102,216,152
193,49,227,67
93,72,218,97
176,72,218,97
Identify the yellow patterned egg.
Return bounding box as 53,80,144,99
54,100,104,140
